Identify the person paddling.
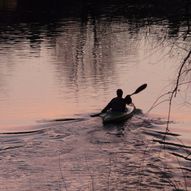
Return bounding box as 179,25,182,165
90,84,147,117
101,89,132,113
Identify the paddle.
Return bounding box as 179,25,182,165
129,83,147,96
90,83,147,117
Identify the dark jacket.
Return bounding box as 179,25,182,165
101,97,126,113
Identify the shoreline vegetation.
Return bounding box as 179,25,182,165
0,0,190,24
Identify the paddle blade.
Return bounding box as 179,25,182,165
131,83,147,95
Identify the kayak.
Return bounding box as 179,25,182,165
100,104,135,124
100,105,135,124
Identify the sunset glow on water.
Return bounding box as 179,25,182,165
0,21,189,131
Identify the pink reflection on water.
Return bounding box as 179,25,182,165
0,20,190,136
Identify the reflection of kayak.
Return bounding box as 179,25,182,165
100,105,135,124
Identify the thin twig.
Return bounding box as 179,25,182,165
58,150,68,191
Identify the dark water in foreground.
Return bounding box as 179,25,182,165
0,111,190,190
0,0,191,190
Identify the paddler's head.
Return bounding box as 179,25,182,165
116,89,123,98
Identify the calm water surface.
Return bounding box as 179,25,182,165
0,17,190,132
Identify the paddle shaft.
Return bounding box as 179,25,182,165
130,83,147,96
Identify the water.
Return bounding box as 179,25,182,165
0,115,190,190
0,16,189,132
0,0,191,190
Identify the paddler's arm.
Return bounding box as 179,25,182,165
101,99,113,113
129,102,135,108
